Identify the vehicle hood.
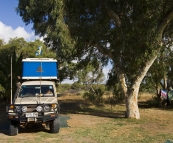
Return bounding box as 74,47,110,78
14,97,57,104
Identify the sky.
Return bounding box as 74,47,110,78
0,0,111,84
0,0,36,43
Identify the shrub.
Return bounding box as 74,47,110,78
71,82,81,90
83,87,104,103
57,84,71,92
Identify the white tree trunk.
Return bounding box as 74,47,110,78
125,84,140,119
116,55,157,119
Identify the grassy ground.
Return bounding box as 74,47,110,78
0,92,173,143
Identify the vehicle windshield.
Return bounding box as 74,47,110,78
19,85,54,97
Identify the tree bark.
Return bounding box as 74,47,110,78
125,87,140,119
116,55,157,119
117,71,140,119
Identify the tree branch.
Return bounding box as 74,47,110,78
95,44,114,59
107,10,121,27
86,41,114,60
116,65,128,95
133,55,157,89
157,8,173,37
103,3,121,27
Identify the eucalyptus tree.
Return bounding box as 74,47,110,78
17,0,173,119
77,59,105,95
0,47,23,100
76,59,105,85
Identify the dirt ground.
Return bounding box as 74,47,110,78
0,93,173,143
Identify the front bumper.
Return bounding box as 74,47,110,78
7,112,58,123
6,104,59,123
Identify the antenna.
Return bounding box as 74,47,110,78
11,56,12,104
39,58,42,103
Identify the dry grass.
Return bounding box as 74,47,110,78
138,92,155,101
0,92,173,143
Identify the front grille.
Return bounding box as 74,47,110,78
27,107,36,112
26,105,37,112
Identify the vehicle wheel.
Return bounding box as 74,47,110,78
9,121,19,136
50,117,60,133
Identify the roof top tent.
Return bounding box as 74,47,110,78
22,58,58,80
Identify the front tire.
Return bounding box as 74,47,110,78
50,117,60,133
9,121,19,136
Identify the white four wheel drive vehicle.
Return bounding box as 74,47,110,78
6,58,60,136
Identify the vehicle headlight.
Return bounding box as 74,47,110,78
51,104,57,109
15,106,21,112
36,106,42,112
22,106,27,112
44,105,50,111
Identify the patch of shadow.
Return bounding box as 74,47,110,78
60,102,125,118
0,121,8,135
138,100,173,111
60,102,84,113
138,101,152,108
79,108,126,118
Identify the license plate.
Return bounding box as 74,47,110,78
28,118,35,122
25,112,38,117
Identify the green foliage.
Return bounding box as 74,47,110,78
16,0,173,88
16,0,173,79
0,48,23,100
112,84,124,101
57,84,71,92
106,68,124,100
83,92,96,102
141,42,173,98
0,84,5,98
16,0,173,117
0,39,5,47
83,85,104,103
58,62,77,83
0,38,57,100
71,82,82,90
17,0,75,61
76,60,105,85
7,38,56,59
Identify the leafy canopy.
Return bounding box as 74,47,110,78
0,38,56,99
17,0,173,87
